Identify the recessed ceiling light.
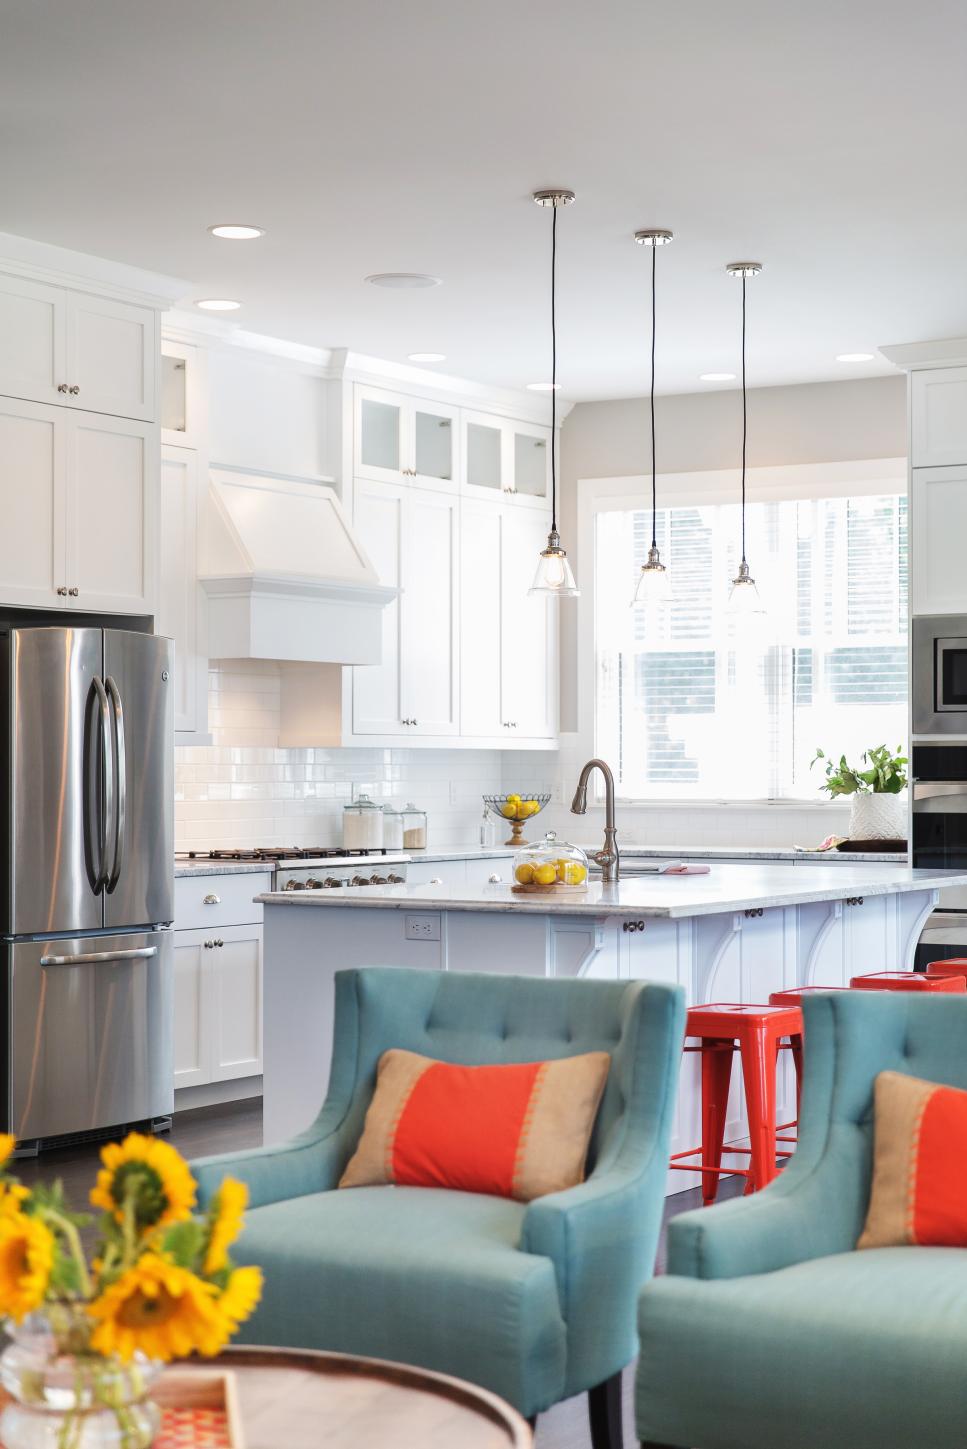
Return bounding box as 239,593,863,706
195,298,241,312
366,273,441,289
700,372,736,382
526,382,560,392
208,224,264,240
407,352,446,363
835,352,875,362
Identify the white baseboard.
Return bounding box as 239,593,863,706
175,1077,263,1113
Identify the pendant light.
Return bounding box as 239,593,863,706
725,261,765,616
529,189,579,597
631,228,674,606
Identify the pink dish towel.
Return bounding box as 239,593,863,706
661,864,711,875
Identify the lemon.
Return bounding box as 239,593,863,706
523,799,540,817
506,793,521,804
515,863,536,884
534,863,558,886
501,804,517,819
562,861,587,885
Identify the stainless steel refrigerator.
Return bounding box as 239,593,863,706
2,627,174,1145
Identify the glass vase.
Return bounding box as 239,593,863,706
0,1309,162,1449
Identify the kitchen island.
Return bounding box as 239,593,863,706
256,863,967,1179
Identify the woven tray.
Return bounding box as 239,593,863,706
151,1369,244,1449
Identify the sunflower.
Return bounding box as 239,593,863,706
88,1255,229,1363
0,1211,54,1320
0,1134,16,1168
218,1265,262,1330
0,1183,30,1218
203,1178,248,1275
90,1134,196,1233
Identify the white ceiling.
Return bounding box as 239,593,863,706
3,0,966,400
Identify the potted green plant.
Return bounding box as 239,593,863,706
811,745,908,840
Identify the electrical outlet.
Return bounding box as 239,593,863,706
449,780,459,805
405,913,441,941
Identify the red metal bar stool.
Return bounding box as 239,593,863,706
671,1003,804,1206
849,971,967,992
921,958,967,984
767,986,847,1115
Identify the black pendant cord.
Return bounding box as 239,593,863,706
650,242,657,550
748,272,753,565
550,202,558,535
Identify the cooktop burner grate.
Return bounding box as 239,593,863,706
177,846,394,862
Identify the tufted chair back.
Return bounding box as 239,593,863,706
794,990,967,1246
325,967,676,1183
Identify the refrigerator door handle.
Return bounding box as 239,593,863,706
40,946,159,967
105,676,126,894
90,677,113,895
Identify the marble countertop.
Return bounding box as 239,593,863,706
257,862,965,920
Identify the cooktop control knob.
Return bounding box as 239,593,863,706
369,874,388,885
283,879,305,891
351,875,371,887
304,877,323,889
323,877,344,888
387,873,404,884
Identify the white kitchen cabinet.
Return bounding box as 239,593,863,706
460,499,557,741
158,446,208,739
0,398,157,614
462,409,551,509
0,272,156,422
909,465,967,615
911,367,967,468
161,339,208,450
0,274,65,407
0,397,66,608
209,925,263,1082
69,411,158,613
172,925,263,1089
351,478,458,737
355,384,458,490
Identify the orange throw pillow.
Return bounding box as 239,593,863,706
339,1048,610,1201
858,1070,967,1249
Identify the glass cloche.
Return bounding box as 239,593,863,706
512,831,590,891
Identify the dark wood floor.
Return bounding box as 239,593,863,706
15,1101,741,1449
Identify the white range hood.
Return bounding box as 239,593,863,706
200,467,396,664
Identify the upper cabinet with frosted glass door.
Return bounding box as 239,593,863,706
462,409,551,509
0,271,156,422
355,383,459,490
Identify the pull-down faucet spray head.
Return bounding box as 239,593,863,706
570,784,588,814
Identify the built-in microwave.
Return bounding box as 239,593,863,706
912,615,967,736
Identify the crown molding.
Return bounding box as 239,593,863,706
879,337,967,371
0,231,188,307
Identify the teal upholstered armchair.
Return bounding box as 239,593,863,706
637,991,967,1449
193,966,684,1448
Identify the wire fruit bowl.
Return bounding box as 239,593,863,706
483,793,551,846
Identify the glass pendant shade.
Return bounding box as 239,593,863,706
529,530,579,597
727,559,765,616
631,545,670,605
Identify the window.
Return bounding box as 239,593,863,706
594,490,907,801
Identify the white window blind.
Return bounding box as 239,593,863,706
594,491,907,801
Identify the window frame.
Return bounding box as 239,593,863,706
575,457,908,807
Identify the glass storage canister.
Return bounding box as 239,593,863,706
343,793,384,850
512,832,590,892
401,803,427,850
382,806,404,851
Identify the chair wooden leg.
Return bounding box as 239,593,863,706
588,1372,624,1449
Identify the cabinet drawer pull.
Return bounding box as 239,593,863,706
203,893,221,905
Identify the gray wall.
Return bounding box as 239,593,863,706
557,374,907,728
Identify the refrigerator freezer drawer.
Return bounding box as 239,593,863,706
7,929,173,1142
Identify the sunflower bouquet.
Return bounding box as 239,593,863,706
0,1132,262,1449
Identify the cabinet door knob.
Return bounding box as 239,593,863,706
215,938,224,948
203,893,221,905
488,873,502,883
56,586,68,596
69,385,80,396
68,587,79,597
57,384,69,394
203,939,214,949
429,877,443,885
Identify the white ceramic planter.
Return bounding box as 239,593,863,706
848,790,908,841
